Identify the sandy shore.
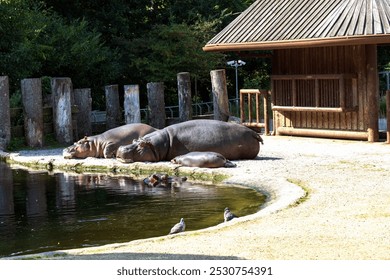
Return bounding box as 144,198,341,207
2,135,390,260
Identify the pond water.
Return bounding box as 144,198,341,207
0,162,265,258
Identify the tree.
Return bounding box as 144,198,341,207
0,0,120,108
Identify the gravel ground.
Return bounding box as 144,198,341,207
2,135,390,260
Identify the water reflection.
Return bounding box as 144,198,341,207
0,162,265,257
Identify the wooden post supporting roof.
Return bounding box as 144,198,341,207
366,45,379,142
387,90,390,144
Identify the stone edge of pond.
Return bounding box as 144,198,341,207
0,148,229,183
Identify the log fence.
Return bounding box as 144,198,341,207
0,70,236,150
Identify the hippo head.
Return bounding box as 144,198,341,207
116,139,157,163
63,136,94,159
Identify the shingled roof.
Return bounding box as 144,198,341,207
204,0,390,52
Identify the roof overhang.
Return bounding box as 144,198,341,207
203,35,390,52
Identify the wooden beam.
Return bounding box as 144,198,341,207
277,127,368,140
387,90,390,144
366,44,379,142
203,35,390,52
272,106,358,113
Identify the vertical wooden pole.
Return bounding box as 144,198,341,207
105,84,122,130
387,90,390,144
240,90,245,123
339,75,346,109
0,76,11,150
147,82,166,129
21,78,44,147
262,90,270,135
210,69,230,121
51,77,73,145
74,88,92,138
177,72,192,122
366,45,379,142
124,85,141,124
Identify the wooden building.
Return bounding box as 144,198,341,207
204,0,390,141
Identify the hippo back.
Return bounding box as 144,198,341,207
63,123,156,159
163,119,262,160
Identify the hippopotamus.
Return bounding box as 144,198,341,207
171,151,237,168
63,123,157,159
116,119,263,163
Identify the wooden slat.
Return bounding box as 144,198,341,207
272,105,358,113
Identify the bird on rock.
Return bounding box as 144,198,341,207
169,218,186,234
224,207,238,222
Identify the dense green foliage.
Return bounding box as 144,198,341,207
0,0,120,107
0,0,258,109
1,0,389,110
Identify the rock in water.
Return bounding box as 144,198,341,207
169,218,186,234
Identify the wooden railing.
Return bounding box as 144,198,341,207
240,89,270,135
271,74,358,113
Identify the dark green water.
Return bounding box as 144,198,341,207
0,162,265,257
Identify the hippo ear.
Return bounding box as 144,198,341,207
139,139,152,148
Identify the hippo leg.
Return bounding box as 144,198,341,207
103,143,117,158
224,160,237,168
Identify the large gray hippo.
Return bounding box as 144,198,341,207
116,119,263,163
63,123,157,159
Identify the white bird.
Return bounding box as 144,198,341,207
224,207,238,222
169,218,186,234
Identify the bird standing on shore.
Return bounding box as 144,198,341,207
224,207,238,222
169,218,186,234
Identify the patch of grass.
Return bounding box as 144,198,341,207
286,178,310,206
336,160,387,172
6,137,26,151
6,134,64,152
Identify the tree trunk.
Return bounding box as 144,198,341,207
105,84,122,129
51,77,74,144
74,88,92,138
124,85,141,124
21,78,44,147
147,82,166,129
210,69,230,121
177,72,192,122
0,76,11,150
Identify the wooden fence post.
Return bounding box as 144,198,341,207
147,82,166,129
177,72,192,122
74,88,92,138
0,76,11,150
21,78,44,147
105,84,122,129
124,85,141,124
210,69,230,121
51,77,74,144
387,90,390,144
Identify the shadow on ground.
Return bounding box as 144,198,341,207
11,252,243,260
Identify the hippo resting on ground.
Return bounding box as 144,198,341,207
63,123,157,159
116,119,263,163
171,151,237,168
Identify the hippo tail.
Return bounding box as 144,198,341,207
255,133,264,145
224,160,237,168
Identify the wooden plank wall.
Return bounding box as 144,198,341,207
272,45,367,132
